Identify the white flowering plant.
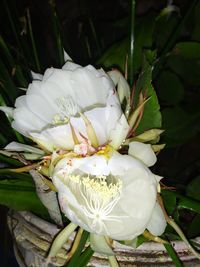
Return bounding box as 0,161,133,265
0,1,200,267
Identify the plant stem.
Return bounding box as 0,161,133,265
128,0,136,87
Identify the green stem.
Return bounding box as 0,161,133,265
27,9,41,72
108,255,120,267
128,0,136,87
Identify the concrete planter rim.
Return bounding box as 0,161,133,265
8,210,200,267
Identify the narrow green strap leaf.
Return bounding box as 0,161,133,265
164,243,183,267
49,0,64,66
76,246,94,267
0,153,24,167
67,231,90,267
27,9,41,72
128,0,136,86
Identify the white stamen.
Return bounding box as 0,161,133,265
58,172,123,235
52,96,80,125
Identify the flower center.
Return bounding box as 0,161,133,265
58,172,123,235
52,96,80,125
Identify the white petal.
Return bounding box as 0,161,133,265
75,155,110,176
31,71,43,81
63,50,72,61
109,114,129,149
62,61,81,71
90,234,114,256
53,152,159,241
147,202,167,236
0,106,14,118
29,132,54,152
128,141,157,167
108,70,130,105
12,107,47,136
30,124,75,151
4,141,44,155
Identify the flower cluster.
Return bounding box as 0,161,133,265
0,53,167,264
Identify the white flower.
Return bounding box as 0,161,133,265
52,151,166,240
1,58,129,152
128,141,157,167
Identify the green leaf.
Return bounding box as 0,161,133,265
76,246,94,267
178,198,200,214
164,243,183,267
167,55,200,86
191,2,200,41
98,13,155,74
156,71,184,104
186,176,200,201
173,42,200,59
0,153,24,168
135,60,162,134
0,59,18,103
0,179,49,218
162,107,200,146
161,190,177,215
187,214,200,238
49,0,64,67
67,231,90,267
97,38,128,72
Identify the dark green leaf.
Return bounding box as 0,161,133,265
0,179,49,218
191,2,200,41
167,56,200,86
178,198,200,214
76,246,94,267
173,42,200,59
97,38,128,72
156,71,184,104
162,107,200,146
186,176,200,201
135,60,162,134
187,214,200,238
0,154,24,167
161,190,177,215
67,231,89,267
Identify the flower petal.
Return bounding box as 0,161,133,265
128,141,157,167
90,234,114,256
0,106,14,118
147,202,167,236
4,141,44,155
53,152,159,241
109,114,129,149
